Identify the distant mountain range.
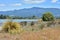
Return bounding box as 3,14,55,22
0,7,60,18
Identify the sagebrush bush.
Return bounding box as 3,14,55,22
38,19,43,23
2,21,23,34
31,22,34,26
38,23,45,29
47,21,56,27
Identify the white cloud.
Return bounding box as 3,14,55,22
11,3,22,6
57,2,60,4
0,4,6,6
24,0,45,4
51,0,58,3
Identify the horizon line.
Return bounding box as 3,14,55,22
0,7,60,11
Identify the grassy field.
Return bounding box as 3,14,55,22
0,27,60,40
0,19,60,40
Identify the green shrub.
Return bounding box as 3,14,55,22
47,21,56,27
2,21,23,34
42,12,55,21
38,23,45,29
31,22,34,26
47,22,52,27
23,21,27,26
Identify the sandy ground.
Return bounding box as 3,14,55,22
0,27,60,40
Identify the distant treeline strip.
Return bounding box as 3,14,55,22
0,14,38,19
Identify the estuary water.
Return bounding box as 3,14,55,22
0,19,38,22
0,19,38,26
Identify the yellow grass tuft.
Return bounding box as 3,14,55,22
2,21,23,34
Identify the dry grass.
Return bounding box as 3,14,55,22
0,19,60,40
0,27,60,40
2,21,23,34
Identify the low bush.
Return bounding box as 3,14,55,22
47,21,56,27
2,21,23,34
38,23,45,29
31,22,34,26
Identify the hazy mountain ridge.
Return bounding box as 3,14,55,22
0,7,60,17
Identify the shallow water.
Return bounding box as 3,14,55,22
0,19,38,26
0,19,38,22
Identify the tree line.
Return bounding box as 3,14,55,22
0,12,60,20
0,14,38,19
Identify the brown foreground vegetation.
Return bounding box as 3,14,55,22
0,19,60,40
0,27,60,40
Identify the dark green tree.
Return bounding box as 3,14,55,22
32,15,37,19
42,12,55,21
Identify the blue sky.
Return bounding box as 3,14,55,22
0,0,60,11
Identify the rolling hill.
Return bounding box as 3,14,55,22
0,7,60,17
